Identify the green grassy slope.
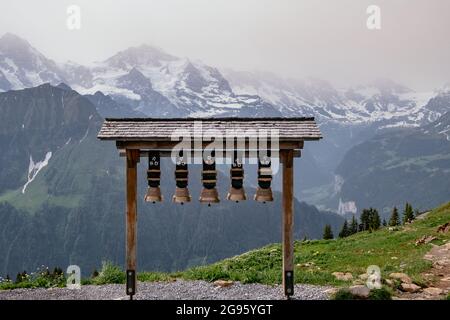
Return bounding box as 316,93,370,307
2,202,449,290
176,202,450,286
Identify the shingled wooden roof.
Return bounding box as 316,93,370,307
97,117,322,141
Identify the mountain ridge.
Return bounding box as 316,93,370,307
0,83,344,277
1,33,448,125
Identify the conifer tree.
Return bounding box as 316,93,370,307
339,220,349,238
403,203,414,224
350,216,358,235
358,222,364,232
389,207,400,226
323,224,334,240
382,218,387,227
360,208,381,231
360,209,370,231
371,209,381,230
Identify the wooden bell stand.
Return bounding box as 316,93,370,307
98,118,322,300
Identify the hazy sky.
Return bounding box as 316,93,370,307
1,0,449,90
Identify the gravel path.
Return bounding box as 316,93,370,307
0,280,331,300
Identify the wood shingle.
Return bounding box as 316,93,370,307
97,117,322,141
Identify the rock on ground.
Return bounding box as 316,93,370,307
0,280,332,300
395,241,450,300
400,283,421,293
389,273,412,284
423,287,444,296
332,272,353,281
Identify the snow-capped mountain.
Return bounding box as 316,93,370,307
0,34,279,118
69,44,280,117
432,112,450,141
0,33,64,91
423,95,450,141
222,69,446,126
0,33,448,124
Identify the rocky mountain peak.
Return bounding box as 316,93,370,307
0,33,64,89
56,82,72,91
104,44,178,69
0,83,99,136
121,67,152,86
0,33,32,50
0,33,47,70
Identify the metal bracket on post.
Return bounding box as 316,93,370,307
126,269,136,299
285,270,294,298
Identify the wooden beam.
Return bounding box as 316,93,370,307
281,149,294,298
118,149,301,158
116,140,303,151
125,149,139,298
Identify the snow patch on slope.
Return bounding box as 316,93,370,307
73,83,141,100
22,152,52,194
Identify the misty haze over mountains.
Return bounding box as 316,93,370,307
1,32,449,211
1,32,449,125
1,32,449,203
0,32,449,276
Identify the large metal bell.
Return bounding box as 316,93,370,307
172,187,191,204
254,187,273,203
227,187,247,202
199,187,220,205
144,186,163,203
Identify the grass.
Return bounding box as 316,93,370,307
177,202,450,286
368,287,393,300
138,272,177,282
332,289,356,300
331,287,392,300
0,186,83,212
0,262,179,290
2,202,449,291
88,262,177,285
91,262,126,285
0,267,66,290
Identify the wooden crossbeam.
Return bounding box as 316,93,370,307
116,140,303,150
118,149,301,158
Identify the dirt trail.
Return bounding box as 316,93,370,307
397,241,450,300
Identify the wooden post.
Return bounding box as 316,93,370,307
281,149,294,298
126,149,139,299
